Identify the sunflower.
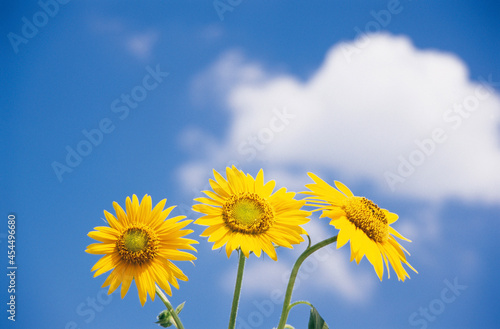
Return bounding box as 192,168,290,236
192,166,310,260
304,173,417,281
86,195,198,306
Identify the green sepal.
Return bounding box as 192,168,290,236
155,302,185,328
156,309,174,328
308,306,329,329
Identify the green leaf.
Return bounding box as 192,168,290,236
308,306,329,329
175,302,185,314
284,325,296,329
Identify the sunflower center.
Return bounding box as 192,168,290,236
123,229,149,251
116,226,159,264
342,197,389,243
222,192,275,234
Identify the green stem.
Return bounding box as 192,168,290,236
306,234,312,249
228,250,246,329
155,284,184,329
289,300,313,309
276,235,338,329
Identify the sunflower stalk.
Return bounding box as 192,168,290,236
228,250,246,329
276,235,338,329
155,284,185,329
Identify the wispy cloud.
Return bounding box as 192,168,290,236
87,15,159,60
125,31,159,60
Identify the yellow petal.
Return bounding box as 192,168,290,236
334,181,354,197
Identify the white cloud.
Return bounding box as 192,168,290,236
183,33,500,203
190,50,266,108
177,162,211,197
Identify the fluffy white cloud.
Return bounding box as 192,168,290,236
184,33,500,203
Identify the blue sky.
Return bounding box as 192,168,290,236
2,1,500,328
